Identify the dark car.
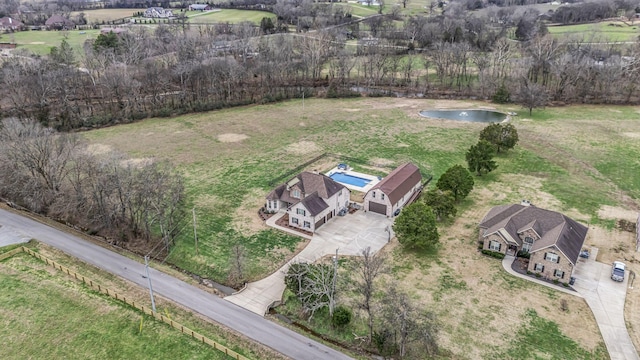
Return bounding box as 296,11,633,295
579,250,590,259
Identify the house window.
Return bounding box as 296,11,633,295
544,252,560,263
292,189,301,198
303,221,311,228
522,237,534,252
291,217,299,224
554,269,565,279
372,192,376,198
381,194,385,200
534,263,544,272
489,240,501,252
296,208,306,216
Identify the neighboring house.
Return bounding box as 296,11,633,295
364,163,422,217
144,7,174,18
189,4,211,11
45,15,74,30
478,202,588,281
0,17,23,31
266,172,350,233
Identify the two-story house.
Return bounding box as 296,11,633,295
479,202,588,281
266,172,350,232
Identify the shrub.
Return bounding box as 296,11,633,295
526,270,533,275
517,250,530,259
553,279,559,284
562,282,569,288
492,84,510,104
535,272,542,278
481,249,506,259
331,306,352,328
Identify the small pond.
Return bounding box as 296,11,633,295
419,109,507,123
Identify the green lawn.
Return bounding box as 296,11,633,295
547,21,640,42
0,253,225,359
71,8,144,23
187,9,275,24
3,29,101,56
82,98,640,285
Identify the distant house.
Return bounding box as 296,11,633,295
364,163,422,217
45,15,74,30
478,202,588,281
0,17,23,31
144,7,174,18
189,4,211,11
266,172,350,233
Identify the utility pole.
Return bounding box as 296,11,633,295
144,255,157,313
331,248,338,316
192,207,198,255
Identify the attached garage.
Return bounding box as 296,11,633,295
315,217,326,229
368,202,387,215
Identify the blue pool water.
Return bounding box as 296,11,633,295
330,172,371,187
419,110,506,123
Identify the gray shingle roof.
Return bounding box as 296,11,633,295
479,204,588,265
300,192,329,216
266,171,346,207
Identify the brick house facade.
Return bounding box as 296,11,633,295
479,203,588,280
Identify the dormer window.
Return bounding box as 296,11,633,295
292,189,301,198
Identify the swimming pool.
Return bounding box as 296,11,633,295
419,110,506,123
329,172,372,187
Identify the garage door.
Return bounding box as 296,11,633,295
368,202,387,215
315,217,326,229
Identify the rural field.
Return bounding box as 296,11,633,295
187,9,275,24
3,29,101,55
547,21,640,42
0,243,278,360
82,97,640,358
71,8,144,23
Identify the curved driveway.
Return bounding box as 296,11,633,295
0,208,352,360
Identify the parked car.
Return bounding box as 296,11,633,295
611,261,626,282
579,249,590,259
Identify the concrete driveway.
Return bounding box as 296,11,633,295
572,249,639,360
225,210,392,315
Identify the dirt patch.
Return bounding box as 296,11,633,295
120,158,153,168
342,108,361,112
622,132,640,138
218,133,248,142
231,188,268,236
597,205,638,222
86,143,114,155
29,41,45,44
286,141,322,156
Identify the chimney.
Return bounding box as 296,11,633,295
521,199,531,207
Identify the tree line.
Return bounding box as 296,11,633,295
2,2,640,130
0,118,186,252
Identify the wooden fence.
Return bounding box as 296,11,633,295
1,247,249,360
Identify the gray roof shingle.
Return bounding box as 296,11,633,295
479,204,588,265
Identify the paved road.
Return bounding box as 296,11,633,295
226,210,392,315
0,208,352,360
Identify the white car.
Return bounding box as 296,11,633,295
611,261,625,282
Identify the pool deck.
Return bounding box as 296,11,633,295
325,167,380,193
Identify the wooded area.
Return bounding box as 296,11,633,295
2,0,640,130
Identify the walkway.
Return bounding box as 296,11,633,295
226,210,392,315
502,253,639,360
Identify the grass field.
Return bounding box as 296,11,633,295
3,29,101,56
82,97,640,358
0,252,225,359
187,9,275,24
0,241,282,360
547,21,640,42
71,8,144,23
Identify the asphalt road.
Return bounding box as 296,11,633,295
0,208,352,360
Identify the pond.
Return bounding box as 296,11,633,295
419,109,507,123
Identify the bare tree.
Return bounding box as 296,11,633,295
228,243,247,287
352,246,386,343
285,262,337,320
